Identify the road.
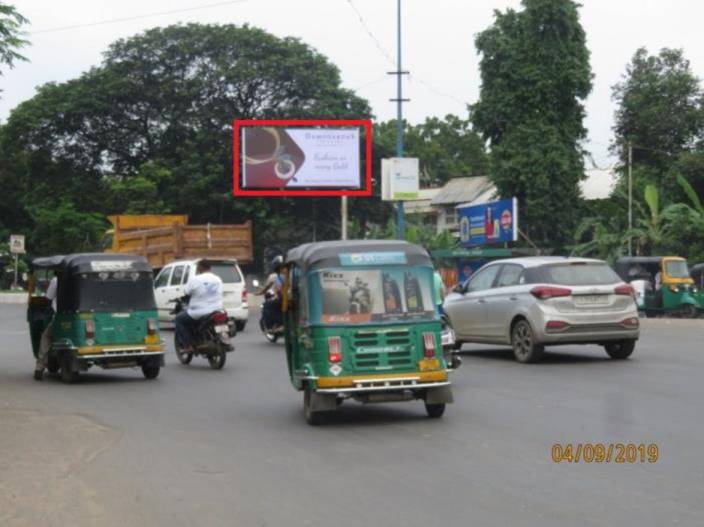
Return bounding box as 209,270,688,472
1,303,703,527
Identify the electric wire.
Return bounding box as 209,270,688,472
30,0,248,35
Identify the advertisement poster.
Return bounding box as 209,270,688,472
318,268,435,324
242,127,360,189
458,198,518,247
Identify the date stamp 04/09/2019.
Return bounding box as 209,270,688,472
551,443,660,464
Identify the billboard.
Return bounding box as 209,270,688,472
381,157,420,201
458,198,518,247
233,119,372,197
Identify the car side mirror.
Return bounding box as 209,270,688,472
452,283,466,294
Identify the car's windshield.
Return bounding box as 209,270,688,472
665,260,690,279
538,262,620,286
210,263,242,284
310,265,437,324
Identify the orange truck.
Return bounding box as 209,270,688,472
104,215,253,269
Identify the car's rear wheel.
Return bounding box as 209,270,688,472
511,319,544,363
604,340,636,360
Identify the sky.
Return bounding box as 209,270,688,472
2,0,703,168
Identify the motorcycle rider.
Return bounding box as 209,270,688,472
257,255,284,331
175,260,224,353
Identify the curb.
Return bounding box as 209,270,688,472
0,293,27,305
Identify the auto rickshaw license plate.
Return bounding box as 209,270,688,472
419,358,440,371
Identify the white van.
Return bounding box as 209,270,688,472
154,259,249,330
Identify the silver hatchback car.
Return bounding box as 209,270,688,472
443,257,640,363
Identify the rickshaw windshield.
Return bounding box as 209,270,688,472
309,265,438,325
60,271,157,313
665,260,690,279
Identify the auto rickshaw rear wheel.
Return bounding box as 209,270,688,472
47,356,60,374
424,402,446,418
303,385,322,426
60,352,78,384
604,340,636,360
141,360,160,379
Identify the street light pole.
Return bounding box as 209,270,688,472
389,0,409,240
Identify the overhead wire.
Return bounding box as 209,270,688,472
29,0,248,35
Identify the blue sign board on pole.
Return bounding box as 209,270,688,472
458,198,518,247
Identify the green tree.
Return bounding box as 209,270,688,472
375,115,488,186
612,47,704,199
471,0,592,249
0,23,375,258
0,3,28,80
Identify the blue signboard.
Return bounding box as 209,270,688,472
458,198,518,247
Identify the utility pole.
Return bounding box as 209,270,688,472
389,0,409,240
628,141,633,256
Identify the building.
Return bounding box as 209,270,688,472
405,176,496,234
405,171,615,236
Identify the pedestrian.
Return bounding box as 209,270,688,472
34,275,58,381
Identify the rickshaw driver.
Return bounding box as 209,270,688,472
175,261,224,353
33,275,57,381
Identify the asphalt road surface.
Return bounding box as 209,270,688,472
1,304,703,527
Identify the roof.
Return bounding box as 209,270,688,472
430,176,496,206
31,253,153,273
286,240,433,272
484,256,604,268
404,188,441,215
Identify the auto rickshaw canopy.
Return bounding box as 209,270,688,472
285,240,434,273
30,253,156,313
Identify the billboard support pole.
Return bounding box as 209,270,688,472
389,0,409,240
341,196,348,240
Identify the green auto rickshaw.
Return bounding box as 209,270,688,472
282,240,454,425
28,253,165,382
615,256,701,318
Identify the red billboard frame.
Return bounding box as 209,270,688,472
233,119,373,197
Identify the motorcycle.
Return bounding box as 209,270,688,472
253,280,284,343
170,296,235,369
441,314,462,370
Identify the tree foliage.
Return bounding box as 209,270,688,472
0,3,28,78
471,0,592,249
375,115,488,186
0,23,381,260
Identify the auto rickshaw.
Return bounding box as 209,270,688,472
614,256,701,318
27,253,165,382
282,240,453,425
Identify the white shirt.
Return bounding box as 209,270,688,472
46,276,58,312
184,271,223,319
